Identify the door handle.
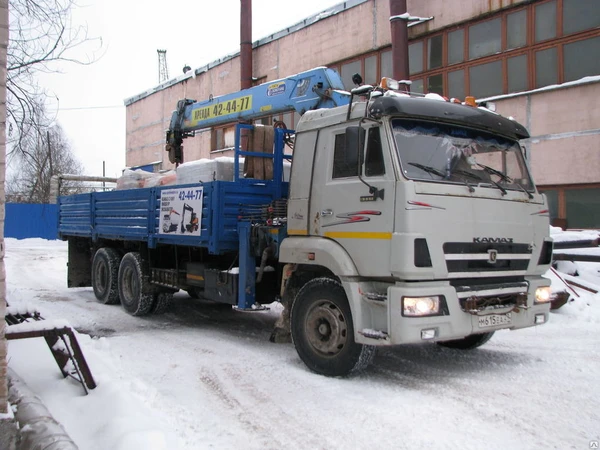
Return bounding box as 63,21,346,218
321,209,333,217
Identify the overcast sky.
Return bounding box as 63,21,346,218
35,0,344,177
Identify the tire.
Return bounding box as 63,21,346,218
151,291,173,314
437,332,495,350
118,252,154,316
291,277,375,377
91,247,121,304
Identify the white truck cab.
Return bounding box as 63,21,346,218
279,87,552,376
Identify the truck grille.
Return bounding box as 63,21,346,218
443,242,532,278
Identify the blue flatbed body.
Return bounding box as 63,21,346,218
58,180,289,255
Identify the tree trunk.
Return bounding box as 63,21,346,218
0,0,9,415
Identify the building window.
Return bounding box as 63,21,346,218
563,0,600,36
508,54,528,93
341,60,362,90
409,41,423,75
470,61,502,98
332,134,356,179
565,188,600,228
507,9,527,50
535,0,557,43
448,69,465,99
427,74,443,95
469,18,501,59
381,50,392,79
411,79,424,94
364,55,378,85
564,36,600,82
448,29,464,65
428,35,443,70
331,0,600,99
535,47,558,88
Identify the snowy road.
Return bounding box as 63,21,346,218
5,239,600,450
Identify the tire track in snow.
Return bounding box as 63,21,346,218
198,367,285,449
220,363,334,450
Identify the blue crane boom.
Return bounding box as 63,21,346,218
165,67,350,163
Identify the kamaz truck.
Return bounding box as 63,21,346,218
58,67,553,376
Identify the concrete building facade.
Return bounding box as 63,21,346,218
125,0,600,229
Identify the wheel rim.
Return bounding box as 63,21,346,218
98,262,108,295
305,300,348,356
121,265,139,306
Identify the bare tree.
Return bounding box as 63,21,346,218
7,0,101,153
6,111,85,203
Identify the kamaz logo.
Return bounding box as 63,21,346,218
473,237,514,243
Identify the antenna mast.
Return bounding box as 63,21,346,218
157,49,169,83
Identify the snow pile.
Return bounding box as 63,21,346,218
549,227,600,321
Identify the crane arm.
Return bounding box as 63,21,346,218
165,67,350,164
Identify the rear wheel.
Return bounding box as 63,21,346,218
291,277,375,376
91,247,121,304
437,332,495,350
118,252,154,316
151,291,173,314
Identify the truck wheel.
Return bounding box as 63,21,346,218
437,332,495,350
291,277,375,376
118,252,154,316
151,291,173,314
91,247,121,304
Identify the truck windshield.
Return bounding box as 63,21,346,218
392,119,534,192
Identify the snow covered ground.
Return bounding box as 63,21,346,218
5,236,600,450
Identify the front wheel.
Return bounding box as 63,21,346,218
118,252,154,316
91,247,121,304
436,332,495,350
290,277,375,376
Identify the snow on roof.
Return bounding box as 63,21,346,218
478,75,600,103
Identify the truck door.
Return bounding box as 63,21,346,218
310,125,396,277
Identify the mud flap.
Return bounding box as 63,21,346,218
67,237,91,287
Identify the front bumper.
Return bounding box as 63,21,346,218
368,276,551,345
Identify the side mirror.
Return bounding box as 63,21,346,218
345,126,365,171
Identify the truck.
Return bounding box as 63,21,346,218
57,67,553,377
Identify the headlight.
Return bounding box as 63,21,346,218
403,296,441,316
535,286,552,303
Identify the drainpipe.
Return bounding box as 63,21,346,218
240,0,252,90
389,0,409,83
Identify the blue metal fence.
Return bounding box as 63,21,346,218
5,203,58,240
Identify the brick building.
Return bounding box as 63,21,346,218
125,0,600,229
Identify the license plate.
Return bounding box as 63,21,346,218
478,313,512,328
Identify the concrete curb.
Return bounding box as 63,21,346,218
7,368,78,450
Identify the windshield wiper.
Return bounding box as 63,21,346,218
516,182,534,199
451,169,480,193
408,162,446,178
476,163,512,183
453,168,507,196
475,163,533,198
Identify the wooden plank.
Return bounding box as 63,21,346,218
552,253,600,263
